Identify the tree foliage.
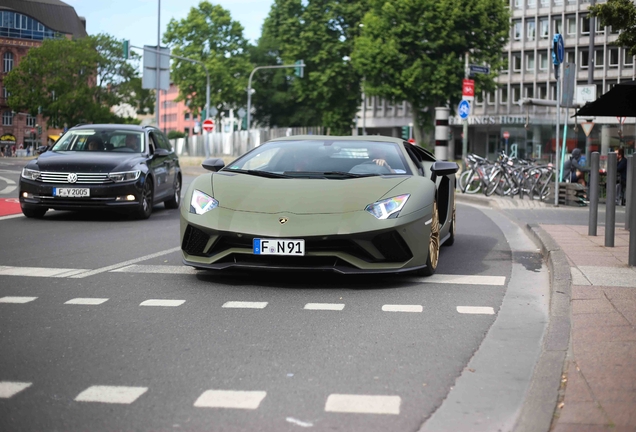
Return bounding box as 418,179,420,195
351,0,509,143
589,0,636,57
4,33,141,127
163,1,252,117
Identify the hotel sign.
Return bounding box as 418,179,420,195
0,39,42,48
448,115,526,125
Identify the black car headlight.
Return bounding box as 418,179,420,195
108,170,141,183
190,190,219,215
21,168,41,181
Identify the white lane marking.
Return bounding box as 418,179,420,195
194,390,267,409
457,306,495,315
286,417,314,427
382,304,423,313
419,274,506,286
304,303,345,311
325,394,401,415
0,296,37,303
112,264,197,275
222,301,268,309
65,298,109,305
0,266,87,278
0,214,23,221
139,299,185,307
0,175,17,195
70,247,181,279
75,385,148,404
0,381,32,398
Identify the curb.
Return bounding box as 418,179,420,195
455,192,500,209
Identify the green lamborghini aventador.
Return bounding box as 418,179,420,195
180,136,458,275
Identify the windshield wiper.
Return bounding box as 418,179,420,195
317,171,380,178
226,169,292,179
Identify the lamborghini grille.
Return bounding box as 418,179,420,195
182,225,210,256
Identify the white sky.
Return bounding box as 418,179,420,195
64,0,273,47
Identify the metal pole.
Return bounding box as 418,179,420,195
589,152,600,236
462,52,469,170
605,151,617,247
629,156,636,265
585,0,596,165
554,68,561,206
627,155,633,230
156,0,161,129
204,71,210,157
362,93,366,135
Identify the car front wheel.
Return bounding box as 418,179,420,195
22,207,47,219
134,179,153,220
164,175,181,209
416,200,440,277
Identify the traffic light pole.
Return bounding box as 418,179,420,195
246,63,305,145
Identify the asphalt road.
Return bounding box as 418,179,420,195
0,161,545,431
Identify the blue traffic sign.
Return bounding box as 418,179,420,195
458,100,471,120
552,34,564,65
469,65,490,75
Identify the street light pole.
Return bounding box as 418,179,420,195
156,0,161,130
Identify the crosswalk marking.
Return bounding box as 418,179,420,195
0,296,37,304
74,385,148,404
65,298,109,305
382,305,423,313
194,390,267,409
0,266,87,278
0,381,32,398
140,299,185,307
418,274,506,286
304,303,345,311
222,301,268,309
456,306,495,315
325,394,401,415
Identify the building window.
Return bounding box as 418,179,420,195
528,0,536,7
513,53,522,72
26,115,36,127
513,20,522,40
500,86,508,104
525,85,534,98
566,16,576,35
527,20,536,41
550,83,556,99
554,0,563,6
2,111,13,126
581,50,589,68
3,52,14,72
2,86,8,99
476,91,484,106
581,16,590,35
539,52,548,70
539,18,549,39
609,48,619,67
526,52,535,71
540,0,549,6
610,25,619,35
512,86,521,103
595,49,604,67
514,0,523,9
553,18,562,35
538,84,547,99
595,19,605,34
487,92,495,105
566,50,575,64
625,49,634,67
184,112,190,120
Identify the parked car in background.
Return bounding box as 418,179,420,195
19,124,182,219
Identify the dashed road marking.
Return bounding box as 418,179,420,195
222,301,268,309
65,298,109,305
325,394,401,415
140,299,185,307
0,381,32,398
74,385,148,404
0,296,37,304
304,303,345,311
194,390,267,409
69,247,181,279
0,266,87,278
382,304,423,313
419,274,506,286
456,306,495,315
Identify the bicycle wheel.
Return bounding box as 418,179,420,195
463,169,482,194
485,170,503,196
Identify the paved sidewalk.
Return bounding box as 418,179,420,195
540,225,636,431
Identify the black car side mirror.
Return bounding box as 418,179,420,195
36,145,49,154
154,148,171,157
202,158,225,172
430,161,459,183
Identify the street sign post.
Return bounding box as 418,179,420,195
458,100,471,120
202,119,214,133
552,33,564,205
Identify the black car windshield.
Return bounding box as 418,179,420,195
51,129,145,153
223,140,412,177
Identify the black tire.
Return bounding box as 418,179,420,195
134,179,153,220
485,171,503,196
164,175,181,210
444,200,455,247
415,200,440,277
22,207,47,218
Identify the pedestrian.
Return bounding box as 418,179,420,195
563,148,590,186
11,145,15,157
616,148,627,206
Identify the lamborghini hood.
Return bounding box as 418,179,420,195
212,172,409,214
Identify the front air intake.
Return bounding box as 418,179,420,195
182,225,210,256
372,231,413,262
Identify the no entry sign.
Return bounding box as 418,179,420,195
202,119,214,132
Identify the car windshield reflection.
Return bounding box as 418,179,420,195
51,129,146,153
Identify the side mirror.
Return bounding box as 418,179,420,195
430,161,459,183
202,158,225,172
154,148,171,157
36,146,49,155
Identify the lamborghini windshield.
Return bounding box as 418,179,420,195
224,140,411,177
51,129,145,153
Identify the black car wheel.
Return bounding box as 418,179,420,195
134,179,153,220
416,200,440,277
164,175,181,209
22,207,47,219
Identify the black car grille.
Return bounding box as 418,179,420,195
182,225,210,256
371,231,413,262
216,254,340,268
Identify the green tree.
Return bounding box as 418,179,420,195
163,1,253,118
4,33,140,127
118,77,155,115
351,0,510,145
589,0,636,57
264,0,368,134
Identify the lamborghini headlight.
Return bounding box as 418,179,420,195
365,194,410,219
190,190,218,215
108,170,141,182
21,168,41,181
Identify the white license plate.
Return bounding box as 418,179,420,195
54,188,90,198
253,238,305,256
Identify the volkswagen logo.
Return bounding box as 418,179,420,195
67,173,78,183
279,217,288,225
